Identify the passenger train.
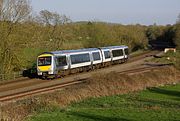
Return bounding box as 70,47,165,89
37,46,129,78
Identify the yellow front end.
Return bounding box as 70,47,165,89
37,54,53,76
38,65,51,72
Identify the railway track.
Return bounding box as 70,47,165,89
0,50,160,86
0,80,86,102
0,50,164,102
0,65,170,102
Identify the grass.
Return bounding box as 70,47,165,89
130,49,149,57
149,50,180,70
27,84,180,121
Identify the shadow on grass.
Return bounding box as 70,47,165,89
137,97,180,109
143,63,174,67
135,87,180,108
148,87,180,98
69,111,133,121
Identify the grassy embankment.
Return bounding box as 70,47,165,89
28,84,180,121
147,51,180,70
26,51,180,121
1,65,179,120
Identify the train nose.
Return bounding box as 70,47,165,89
38,66,51,71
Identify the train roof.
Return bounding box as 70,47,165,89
40,46,128,56
100,45,128,49
44,48,99,55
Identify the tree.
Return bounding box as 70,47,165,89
0,0,31,22
36,10,72,50
0,0,4,18
177,13,180,24
174,24,180,49
0,0,31,74
37,10,71,26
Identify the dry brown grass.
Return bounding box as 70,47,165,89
0,66,179,121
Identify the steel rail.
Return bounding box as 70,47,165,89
0,65,170,102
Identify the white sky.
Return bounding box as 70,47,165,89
31,0,180,25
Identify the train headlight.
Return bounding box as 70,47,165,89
38,72,42,75
48,68,54,74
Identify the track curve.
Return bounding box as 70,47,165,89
0,50,164,102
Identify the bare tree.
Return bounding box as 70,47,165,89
0,0,31,22
36,10,72,49
61,14,72,24
38,10,71,26
0,0,3,11
39,10,56,26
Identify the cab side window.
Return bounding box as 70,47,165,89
125,48,129,55
56,56,67,67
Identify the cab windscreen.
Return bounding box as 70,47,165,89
38,56,52,66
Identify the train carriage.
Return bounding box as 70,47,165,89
100,45,128,64
37,45,129,78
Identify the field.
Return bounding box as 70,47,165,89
27,84,180,121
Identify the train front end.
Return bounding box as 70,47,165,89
37,53,54,78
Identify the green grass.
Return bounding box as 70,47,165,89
27,84,180,121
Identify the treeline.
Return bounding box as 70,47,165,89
146,23,180,49
0,0,179,74
0,20,148,73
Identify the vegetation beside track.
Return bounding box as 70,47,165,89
1,66,179,121
28,84,180,121
148,51,180,70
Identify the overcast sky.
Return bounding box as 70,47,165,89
31,0,180,25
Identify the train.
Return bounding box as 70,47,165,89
37,45,129,78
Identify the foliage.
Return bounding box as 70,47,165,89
146,24,165,41
173,24,180,49
177,13,180,24
0,20,149,74
146,24,176,49
174,51,180,70
0,0,31,74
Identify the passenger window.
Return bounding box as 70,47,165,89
56,56,67,67
70,53,90,64
104,51,111,59
112,49,123,57
92,52,100,61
